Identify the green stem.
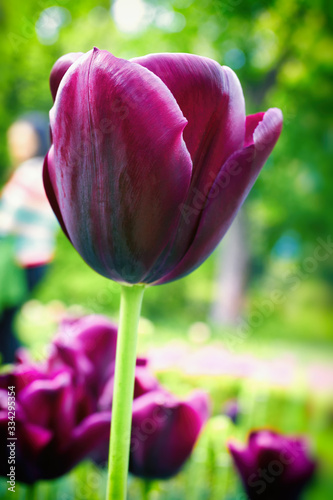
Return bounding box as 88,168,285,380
106,284,145,500
27,484,37,500
141,480,153,500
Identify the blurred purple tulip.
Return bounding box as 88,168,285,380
0,315,209,483
228,430,316,500
222,398,239,424
129,389,210,479
92,371,211,478
0,365,111,483
44,48,282,285
0,315,117,483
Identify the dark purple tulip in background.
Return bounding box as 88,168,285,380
222,398,239,424
129,389,210,479
228,429,316,500
0,315,209,483
0,316,116,483
44,48,282,285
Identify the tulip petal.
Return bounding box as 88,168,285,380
72,316,118,381
228,441,254,479
50,48,192,283
157,108,283,284
48,342,93,388
0,417,53,484
65,411,111,468
19,422,53,455
132,54,245,281
19,372,75,446
50,52,84,101
97,376,114,411
43,147,71,241
53,315,118,391
0,390,8,410
134,365,160,399
245,112,265,147
130,390,209,479
132,53,245,187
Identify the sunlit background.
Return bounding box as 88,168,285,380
0,0,332,498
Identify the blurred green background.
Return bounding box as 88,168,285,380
0,0,333,498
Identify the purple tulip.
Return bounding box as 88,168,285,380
93,369,210,478
1,314,208,483
0,366,111,483
129,389,210,479
0,315,118,483
44,48,282,285
222,398,239,424
228,430,316,500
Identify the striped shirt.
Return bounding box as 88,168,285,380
0,157,58,267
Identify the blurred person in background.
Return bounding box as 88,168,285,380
0,113,58,363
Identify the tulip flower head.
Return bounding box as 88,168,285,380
44,48,282,285
94,386,210,478
228,430,316,500
129,389,210,479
